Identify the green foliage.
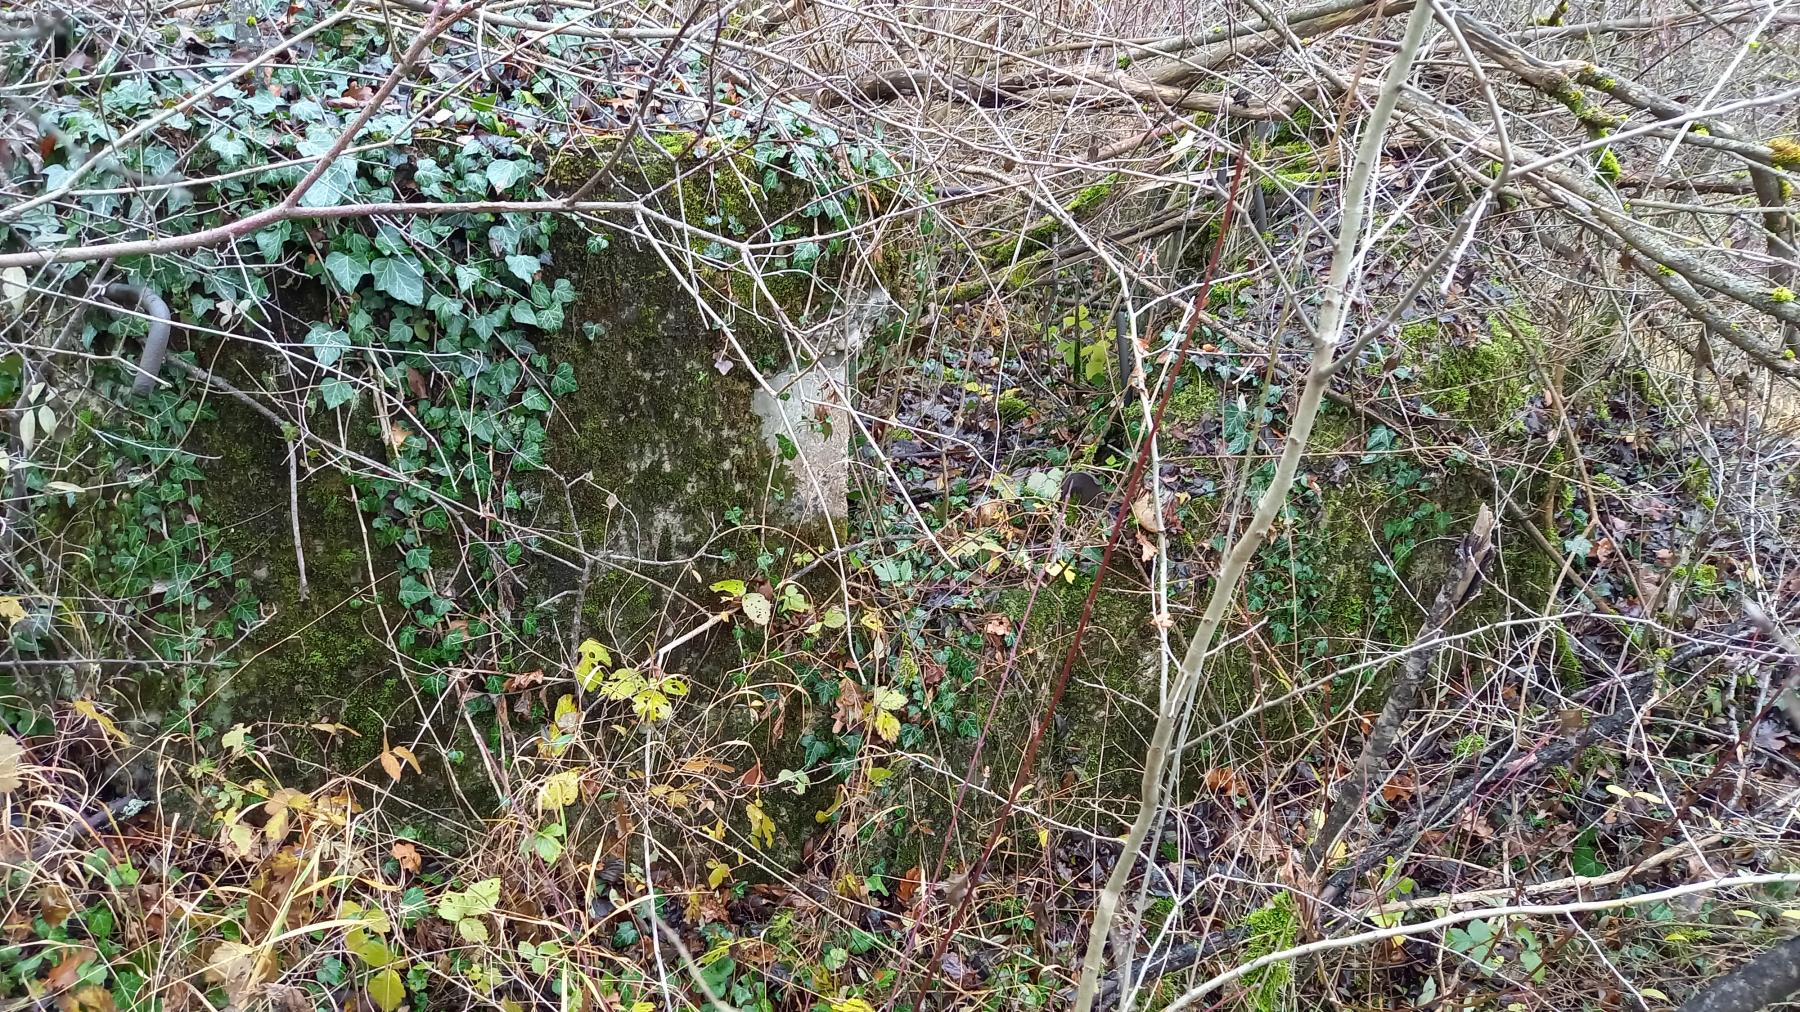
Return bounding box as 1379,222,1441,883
1242,892,1299,1012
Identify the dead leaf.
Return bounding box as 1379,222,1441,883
44,946,94,990
897,865,922,904
261,788,311,841
0,734,23,793
1203,766,1247,798
405,368,429,399
378,739,422,782
37,883,74,927
57,985,115,1012
390,842,421,874
1379,773,1414,804
739,762,766,789
1131,493,1164,533
205,941,275,1007
70,701,129,745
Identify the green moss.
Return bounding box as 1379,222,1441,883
1769,136,1800,170
1419,311,1535,423
1595,145,1622,182
1166,374,1221,425
1308,403,1359,452
977,175,1118,264
1243,893,1299,1012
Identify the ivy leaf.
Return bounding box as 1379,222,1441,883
550,362,578,396
372,257,425,306
306,324,351,368
486,159,530,193
504,254,541,283
207,129,248,166
397,575,432,607
253,223,289,263
319,378,355,409
510,301,538,326
521,387,551,412
298,159,358,208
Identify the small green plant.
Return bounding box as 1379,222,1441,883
1242,892,1299,1012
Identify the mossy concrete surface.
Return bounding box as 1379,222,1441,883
113,141,843,833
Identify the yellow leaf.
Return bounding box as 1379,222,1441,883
457,916,490,943
831,999,877,1012
71,700,129,745
538,770,582,812
706,859,732,889
871,708,900,743
309,722,363,736
0,734,22,794
366,967,406,1012
574,639,612,691
746,802,775,849
222,819,258,859
870,687,906,712
633,687,672,722
347,930,398,968
261,787,311,840
0,595,25,627
1036,826,1049,849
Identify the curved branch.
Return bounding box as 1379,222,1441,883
99,283,171,397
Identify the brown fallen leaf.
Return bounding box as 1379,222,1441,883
1131,493,1164,532
57,985,115,1012
390,842,421,874
45,947,94,991
205,941,275,1007
377,739,422,782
